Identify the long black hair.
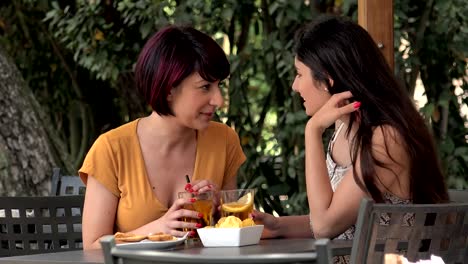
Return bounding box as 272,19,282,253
294,15,448,203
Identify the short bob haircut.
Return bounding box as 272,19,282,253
135,25,230,116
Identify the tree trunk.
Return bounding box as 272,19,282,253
0,45,70,196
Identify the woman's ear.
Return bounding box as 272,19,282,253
167,88,175,101
324,78,333,92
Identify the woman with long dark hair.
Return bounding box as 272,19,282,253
252,15,448,241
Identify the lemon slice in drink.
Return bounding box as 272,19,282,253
237,192,253,205
222,192,253,213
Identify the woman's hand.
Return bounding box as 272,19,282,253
186,179,221,213
186,179,218,194
307,91,360,133
251,210,281,238
155,197,204,237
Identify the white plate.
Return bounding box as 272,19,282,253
197,225,264,247
116,234,187,250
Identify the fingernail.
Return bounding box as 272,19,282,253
184,184,192,191
208,184,212,189
353,102,361,109
189,231,196,237
190,198,197,203
198,213,203,218
196,223,202,228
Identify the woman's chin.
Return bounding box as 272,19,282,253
193,120,211,131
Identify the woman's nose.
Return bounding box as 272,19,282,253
292,78,298,92
211,87,224,108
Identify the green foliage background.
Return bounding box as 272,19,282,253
1,0,467,215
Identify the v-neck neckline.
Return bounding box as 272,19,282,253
133,118,202,210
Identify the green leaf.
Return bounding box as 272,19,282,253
139,22,153,39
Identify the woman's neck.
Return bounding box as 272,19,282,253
337,114,350,127
337,115,358,139
139,112,197,154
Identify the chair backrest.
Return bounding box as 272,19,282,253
350,198,468,264
449,189,468,203
0,195,84,257
315,238,333,264
51,168,86,196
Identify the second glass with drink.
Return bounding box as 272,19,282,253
220,189,255,220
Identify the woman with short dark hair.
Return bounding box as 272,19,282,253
79,26,245,249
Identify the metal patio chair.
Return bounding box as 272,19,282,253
449,189,468,203
0,195,84,257
350,198,468,264
51,168,86,196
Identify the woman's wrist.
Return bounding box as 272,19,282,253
305,118,326,135
271,216,284,237
305,123,325,140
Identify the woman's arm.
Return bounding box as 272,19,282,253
305,94,409,238
82,176,118,249
304,92,365,238
304,124,366,238
82,176,206,249
251,211,312,238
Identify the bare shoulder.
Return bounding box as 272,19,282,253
371,125,406,160
371,125,410,198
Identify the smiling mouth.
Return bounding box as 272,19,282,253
201,112,214,118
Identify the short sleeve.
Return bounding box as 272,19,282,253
78,135,120,197
223,126,246,187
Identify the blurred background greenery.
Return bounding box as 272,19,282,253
0,0,467,215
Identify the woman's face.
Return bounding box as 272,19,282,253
292,57,331,116
169,72,224,130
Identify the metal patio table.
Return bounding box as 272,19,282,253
0,238,352,264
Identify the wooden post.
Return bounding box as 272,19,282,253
358,0,394,70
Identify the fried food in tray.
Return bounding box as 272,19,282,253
147,232,175,241
114,232,147,242
114,231,175,243
214,216,257,228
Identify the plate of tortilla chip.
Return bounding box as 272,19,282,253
197,216,264,247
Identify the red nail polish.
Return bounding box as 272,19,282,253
198,213,203,218
208,184,212,189
196,223,202,228
353,102,361,109
189,231,196,237
190,198,197,203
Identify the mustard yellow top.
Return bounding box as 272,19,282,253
79,119,246,232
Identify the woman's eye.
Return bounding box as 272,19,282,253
201,84,210,91
218,81,227,89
